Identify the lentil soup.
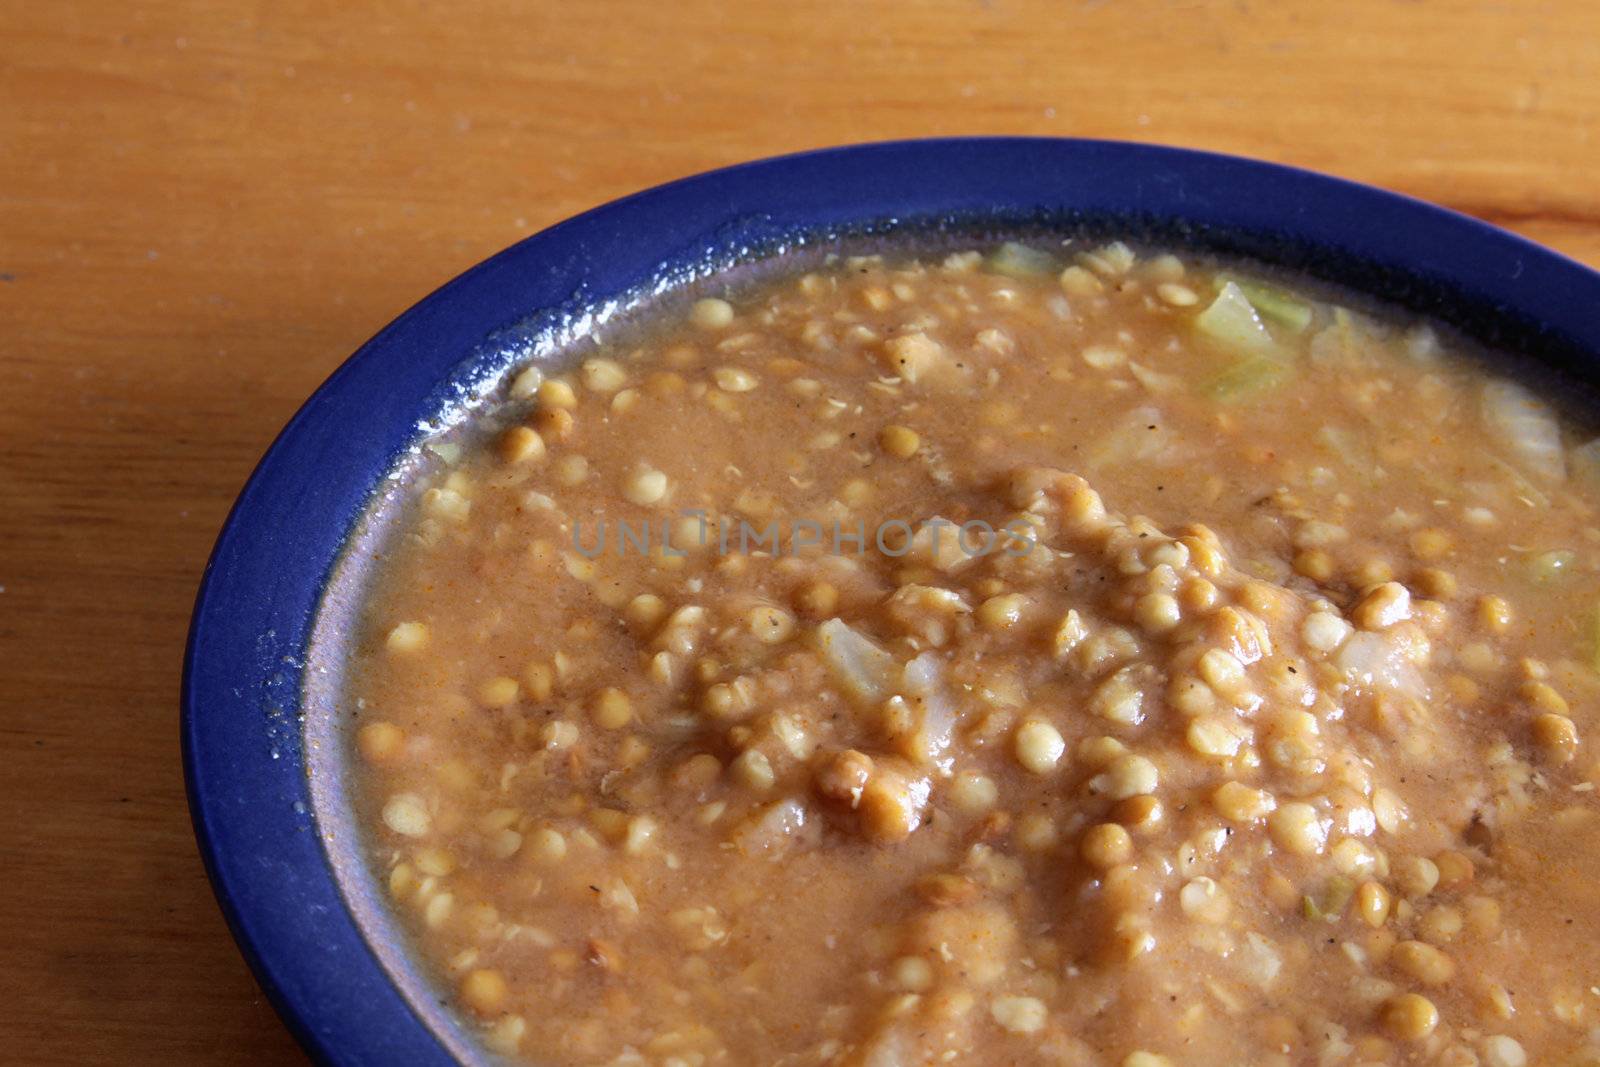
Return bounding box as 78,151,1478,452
343,240,1600,1066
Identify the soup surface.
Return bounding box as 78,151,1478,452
344,240,1600,1067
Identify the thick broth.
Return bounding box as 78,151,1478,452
346,243,1600,1067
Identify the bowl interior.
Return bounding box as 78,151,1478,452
184,137,1600,1066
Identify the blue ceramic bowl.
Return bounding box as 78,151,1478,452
183,138,1600,1065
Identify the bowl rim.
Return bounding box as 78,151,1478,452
182,136,1600,1066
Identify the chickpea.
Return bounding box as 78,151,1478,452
1392,939,1455,985
1418,904,1464,944
1293,549,1335,582
1382,993,1439,1041
1156,282,1198,306
381,793,430,838
624,594,668,631
1352,582,1411,630
990,995,1047,1035
731,749,775,792
1355,881,1392,927
1521,679,1570,715
1213,781,1276,823
1133,592,1182,634
690,297,734,329
460,969,510,1016
712,366,759,393
1268,802,1328,856
622,466,670,506
1482,1035,1527,1067
1014,813,1059,852
528,828,567,864
1014,719,1066,775
859,774,921,843
1394,855,1440,899
356,721,404,763
1478,594,1512,633
553,454,589,486
497,426,546,464
591,687,633,730
508,364,544,399
977,593,1029,631
477,676,520,708
890,955,934,993
1080,823,1134,869
1112,794,1164,832
1531,712,1579,764
944,771,997,816
814,749,874,805
879,424,921,459
1098,754,1159,800
1416,567,1458,599
386,621,430,654
747,605,797,644
535,406,575,442
1410,528,1452,561
795,580,839,617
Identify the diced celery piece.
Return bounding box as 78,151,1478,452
1321,876,1354,918
1526,549,1576,583
1302,876,1354,923
1196,282,1277,353
988,242,1056,278
1205,354,1291,402
1218,274,1314,332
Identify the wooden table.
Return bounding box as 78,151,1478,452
5,1,1598,1061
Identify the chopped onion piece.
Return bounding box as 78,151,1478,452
903,652,957,766
732,798,808,856
1482,379,1565,482
1241,932,1282,987
903,651,941,693
816,619,897,703
1336,632,1422,695
1090,405,1178,466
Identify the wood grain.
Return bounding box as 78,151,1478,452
3,1,1597,1061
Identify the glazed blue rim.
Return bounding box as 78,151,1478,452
182,137,1600,1066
